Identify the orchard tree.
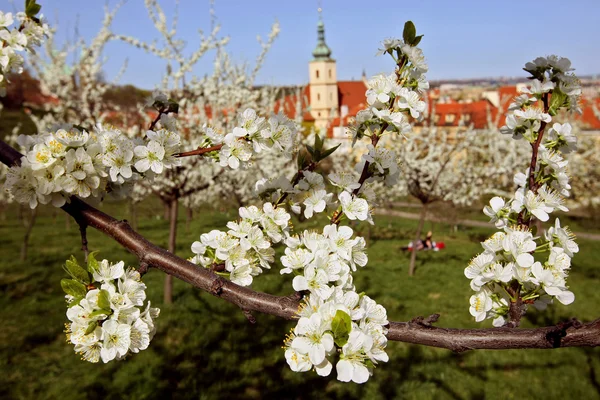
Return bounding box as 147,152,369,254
111,0,292,303
26,2,126,129
2,3,600,386
566,135,600,209
388,126,496,276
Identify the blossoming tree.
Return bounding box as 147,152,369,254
385,125,498,276
111,0,292,303
1,2,600,385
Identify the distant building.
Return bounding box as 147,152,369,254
275,11,367,138
307,12,368,137
276,12,600,137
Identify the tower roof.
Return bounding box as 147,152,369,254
312,13,332,61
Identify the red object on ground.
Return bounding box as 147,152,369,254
405,241,445,252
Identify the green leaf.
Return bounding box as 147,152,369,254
25,0,41,17
403,21,416,45
98,289,111,310
548,89,568,116
412,35,423,46
297,152,306,169
89,309,111,318
152,100,165,110
67,296,84,308
61,279,87,298
314,133,323,152
167,100,179,114
319,144,341,160
305,144,315,157
64,255,91,284
84,321,98,336
87,251,100,274
331,310,352,347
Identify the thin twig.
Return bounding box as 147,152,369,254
174,144,222,158
148,107,166,131
77,220,89,263
138,261,150,276
510,92,551,326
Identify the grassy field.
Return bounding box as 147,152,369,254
0,199,599,400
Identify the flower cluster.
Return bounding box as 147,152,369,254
62,254,159,363
355,144,401,188
468,56,580,326
195,108,299,170
501,55,581,140
190,203,291,286
351,26,428,143
254,135,374,224
4,123,181,208
282,224,388,383
186,30,428,381
465,223,575,326
0,2,49,96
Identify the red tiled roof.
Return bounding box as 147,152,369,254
274,86,313,121
423,100,499,129
337,80,367,114
575,97,600,129
498,85,519,100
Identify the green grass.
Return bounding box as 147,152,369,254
0,201,599,400
0,109,38,140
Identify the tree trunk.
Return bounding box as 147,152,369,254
408,203,428,276
164,198,178,304
164,202,170,220
20,207,38,262
185,206,193,233
129,201,138,231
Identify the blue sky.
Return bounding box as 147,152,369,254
3,0,600,89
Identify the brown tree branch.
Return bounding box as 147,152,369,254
174,144,222,158
77,220,89,263
1,139,600,351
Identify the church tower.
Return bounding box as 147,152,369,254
308,8,338,129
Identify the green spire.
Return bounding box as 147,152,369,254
312,9,332,61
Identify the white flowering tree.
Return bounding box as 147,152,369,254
384,126,499,276
567,135,600,209
111,0,292,304
24,2,127,130
2,3,600,385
